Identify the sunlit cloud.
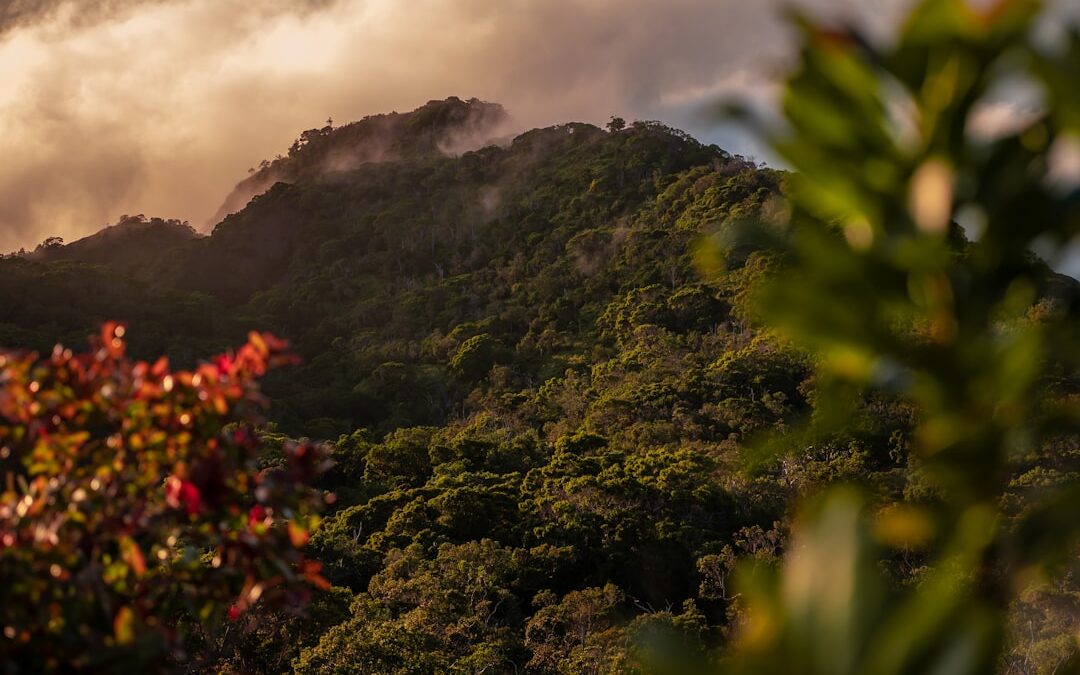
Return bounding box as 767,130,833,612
0,0,1072,253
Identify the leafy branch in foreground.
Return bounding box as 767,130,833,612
720,0,1080,673
0,324,331,671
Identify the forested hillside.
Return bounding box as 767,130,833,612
1,87,1077,673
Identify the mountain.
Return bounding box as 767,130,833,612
1,97,777,436
0,98,1073,673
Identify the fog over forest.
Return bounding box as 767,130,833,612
0,0,914,251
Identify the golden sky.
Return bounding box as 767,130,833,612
0,0,1066,253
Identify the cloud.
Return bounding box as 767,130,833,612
0,0,341,37
0,0,159,37
0,0,1069,252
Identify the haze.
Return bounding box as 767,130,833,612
0,0,1066,253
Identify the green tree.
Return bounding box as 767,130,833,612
449,333,499,381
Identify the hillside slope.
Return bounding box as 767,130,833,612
4,99,781,436
1,100,1074,673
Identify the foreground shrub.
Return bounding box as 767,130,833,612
0,324,330,670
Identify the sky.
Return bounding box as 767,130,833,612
0,0,1072,258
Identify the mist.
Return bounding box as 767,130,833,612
0,0,1062,252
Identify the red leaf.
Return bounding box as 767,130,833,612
248,505,266,528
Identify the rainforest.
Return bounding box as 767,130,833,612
1,1,1079,673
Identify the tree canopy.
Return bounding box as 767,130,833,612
0,2,1078,670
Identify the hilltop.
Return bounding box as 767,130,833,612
30,215,201,276
210,96,511,224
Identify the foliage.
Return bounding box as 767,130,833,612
719,0,1080,673
0,324,330,670
0,49,1074,670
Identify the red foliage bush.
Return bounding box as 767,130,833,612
0,324,330,669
